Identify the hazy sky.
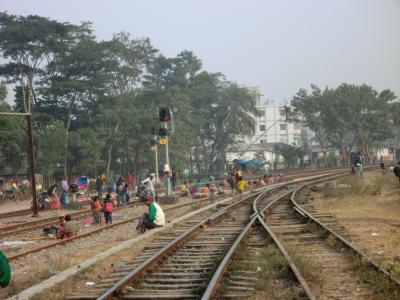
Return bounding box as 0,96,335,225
1,0,399,104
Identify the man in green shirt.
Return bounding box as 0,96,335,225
136,196,165,234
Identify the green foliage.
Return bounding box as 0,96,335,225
68,128,105,175
0,81,6,105
279,143,305,169
289,84,398,163
37,122,65,178
0,116,26,175
0,12,259,180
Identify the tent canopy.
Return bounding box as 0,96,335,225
234,159,263,166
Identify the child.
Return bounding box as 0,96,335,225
237,176,246,196
63,215,79,238
229,176,236,195
91,196,102,224
103,194,114,225
278,173,285,183
56,215,66,239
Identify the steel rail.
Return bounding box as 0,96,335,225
96,190,263,300
7,191,234,261
0,165,357,220
193,170,359,299
291,182,400,287
74,169,364,300
201,184,294,300
0,200,144,238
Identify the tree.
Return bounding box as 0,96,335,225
96,32,156,175
289,85,330,164
280,144,304,169
36,122,65,180
41,23,106,177
0,12,76,113
290,84,398,164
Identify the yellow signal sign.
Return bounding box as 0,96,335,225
159,138,167,145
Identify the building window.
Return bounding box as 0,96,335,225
280,135,289,144
259,125,266,131
260,139,266,144
280,124,287,131
294,123,301,130
258,109,265,117
279,108,286,117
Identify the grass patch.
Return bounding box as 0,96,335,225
350,253,400,300
216,243,308,299
320,175,385,198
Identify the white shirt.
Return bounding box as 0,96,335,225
153,202,165,226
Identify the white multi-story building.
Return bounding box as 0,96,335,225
236,87,302,147
255,104,302,146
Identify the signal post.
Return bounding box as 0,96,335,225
157,107,178,204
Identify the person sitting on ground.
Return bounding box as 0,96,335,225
56,215,66,239
393,161,400,184
136,196,165,234
221,179,229,189
206,183,217,195
217,182,225,195
103,194,114,225
63,215,79,238
91,196,102,224
0,250,11,287
181,181,191,197
49,193,61,209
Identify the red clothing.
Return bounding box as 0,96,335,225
104,202,113,212
127,173,134,185
50,195,61,209
91,200,101,212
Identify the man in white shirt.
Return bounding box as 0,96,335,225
136,196,165,234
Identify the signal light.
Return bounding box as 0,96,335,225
150,139,158,146
158,127,167,137
151,127,157,135
159,107,171,122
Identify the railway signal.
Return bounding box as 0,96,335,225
158,127,167,137
159,107,171,122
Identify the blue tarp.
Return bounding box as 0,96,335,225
235,159,263,166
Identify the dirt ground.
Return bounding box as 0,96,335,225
311,169,400,278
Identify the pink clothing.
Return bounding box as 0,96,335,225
104,202,113,212
50,195,61,209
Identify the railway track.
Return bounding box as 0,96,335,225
251,174,400,299
5,192,233,261
64,171,339,299
0,166,356,221
0,200,139,239
64,168,400,300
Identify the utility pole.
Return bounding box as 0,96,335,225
151,128,159,184
158,107,176,203
163,121,171,196
26,114,39,217
154,143,159,184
